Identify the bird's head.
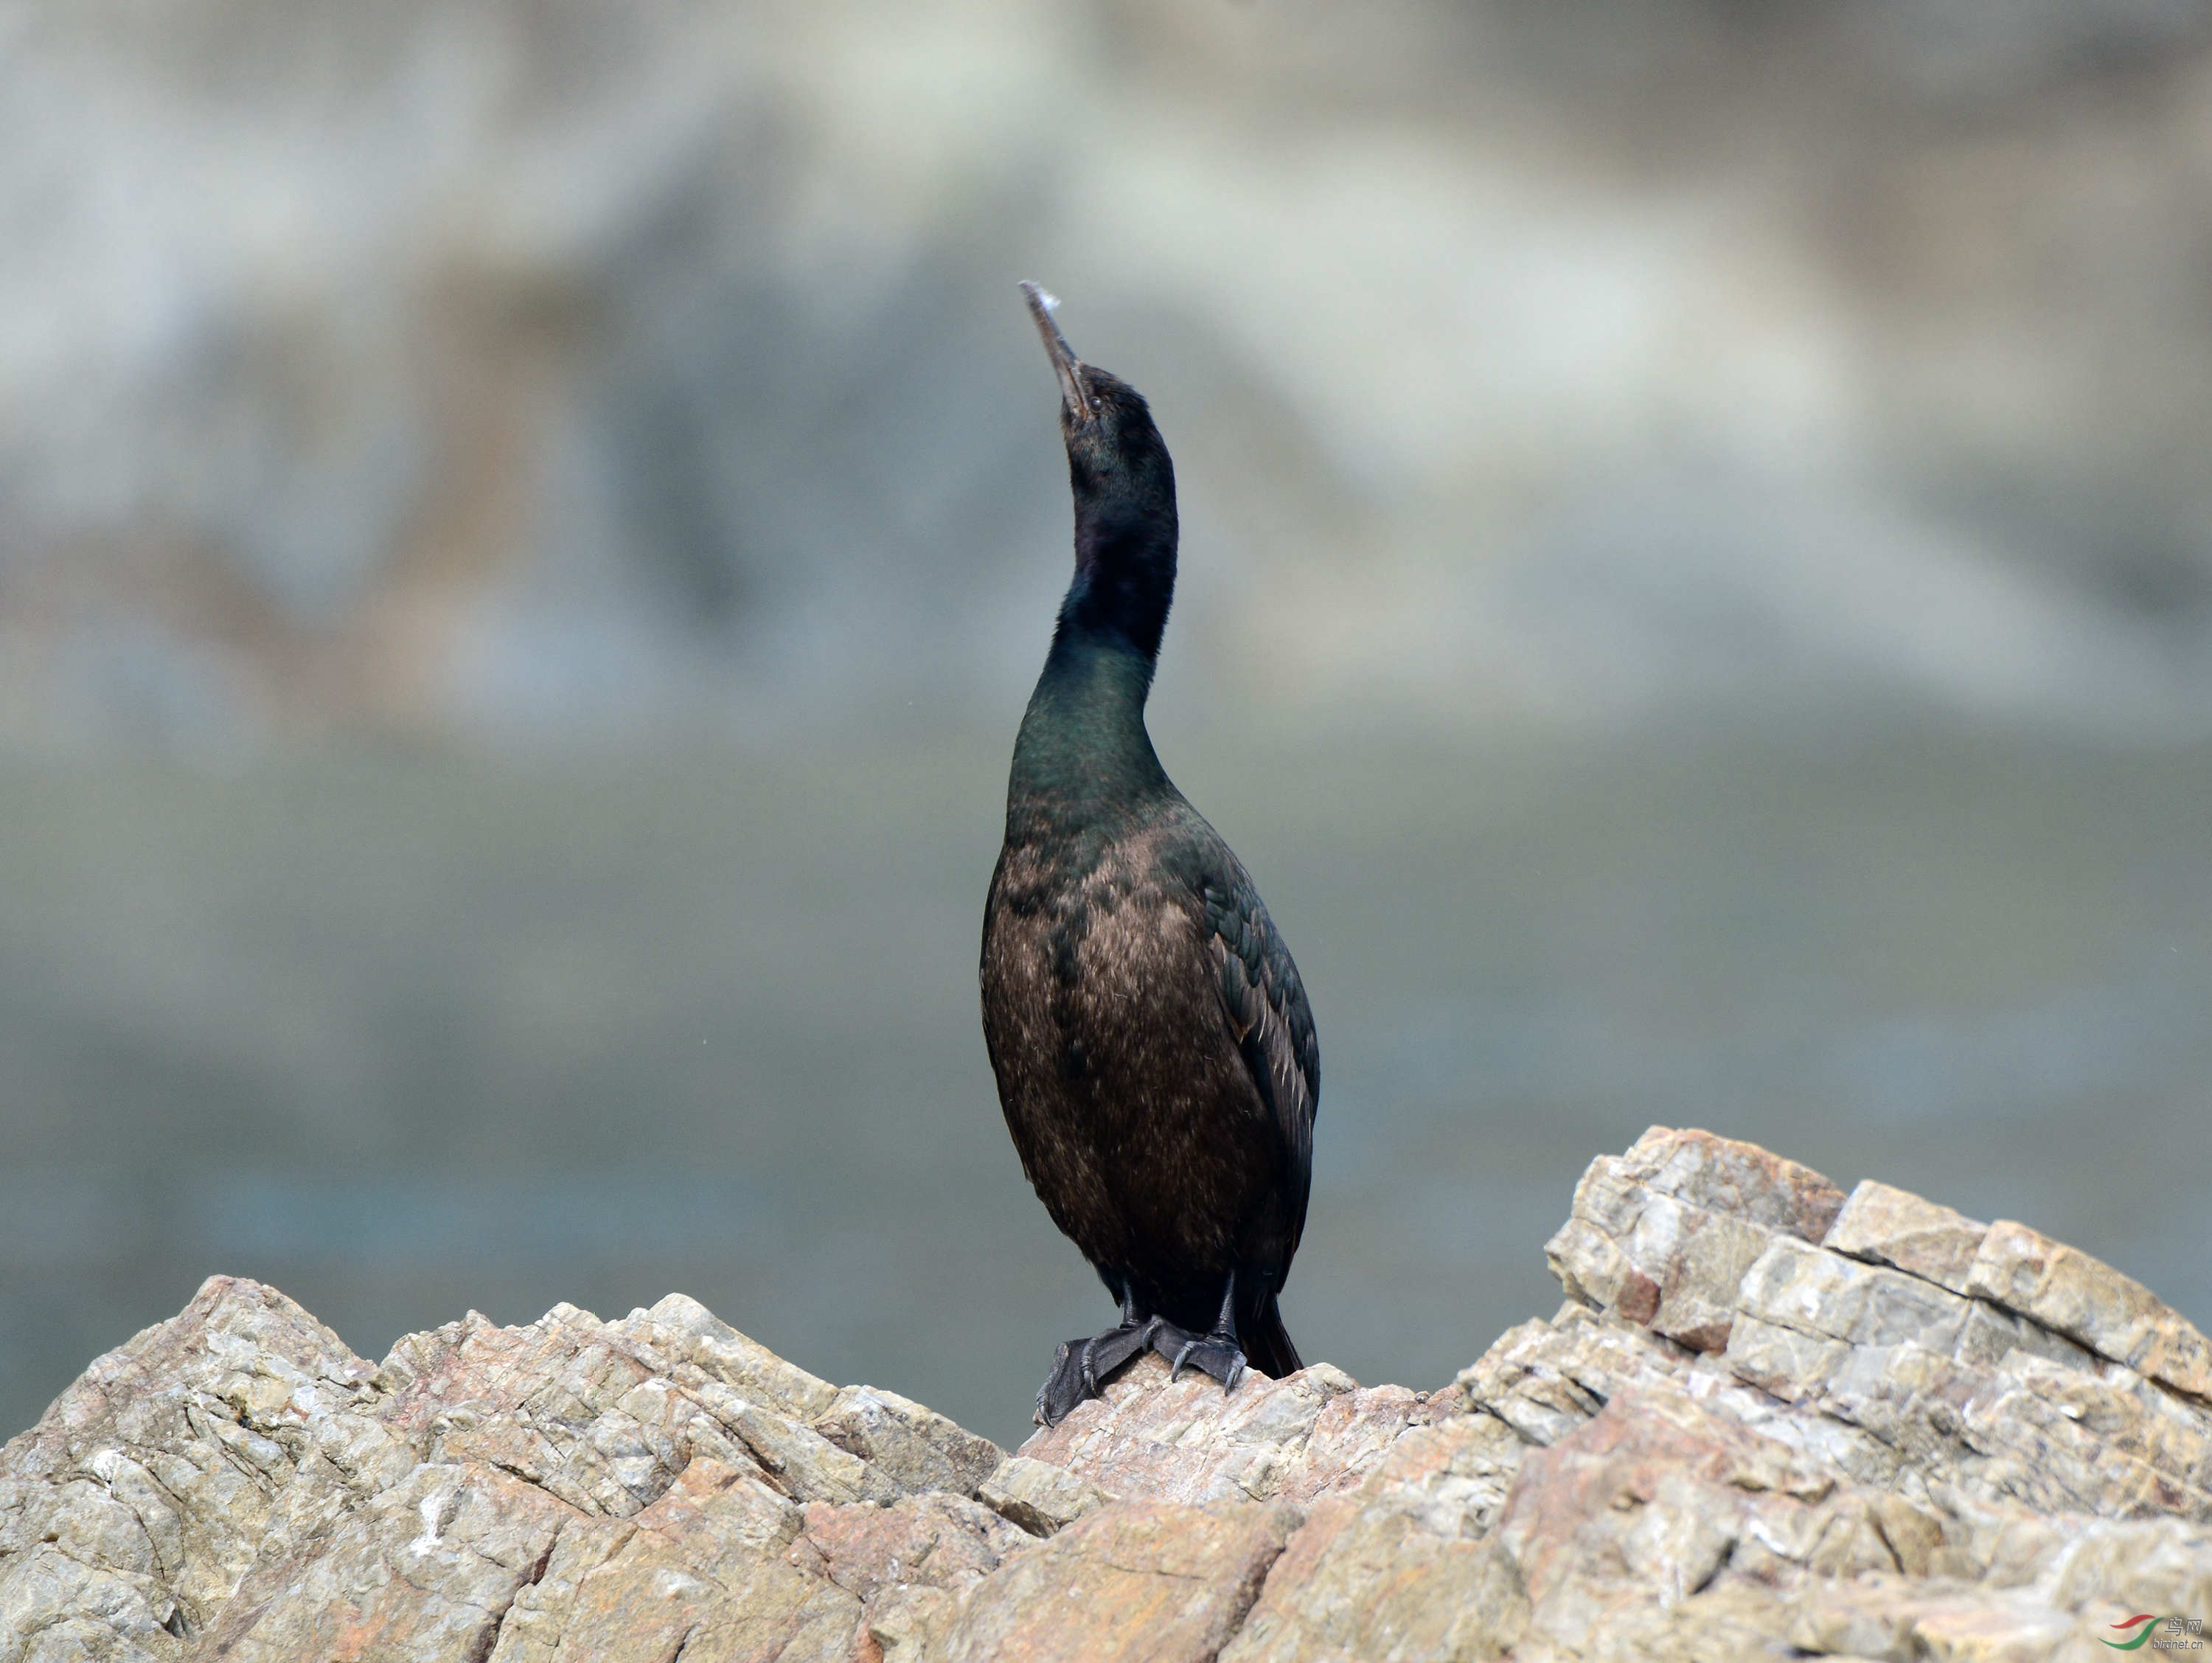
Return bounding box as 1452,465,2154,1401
1020,281,1175,513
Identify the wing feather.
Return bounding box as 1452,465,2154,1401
1198,872,1319,1263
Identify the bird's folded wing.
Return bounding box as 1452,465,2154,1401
1200,875,1319,1251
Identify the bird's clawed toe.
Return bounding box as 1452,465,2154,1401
1034,1341,1083,1427
1150,1322,1247,1393
1034,1318,1161,1427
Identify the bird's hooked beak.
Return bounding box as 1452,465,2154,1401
1020,281,1094,425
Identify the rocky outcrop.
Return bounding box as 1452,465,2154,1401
5,1127,2208,1662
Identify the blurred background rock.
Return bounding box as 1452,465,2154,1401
1,0,2208,1448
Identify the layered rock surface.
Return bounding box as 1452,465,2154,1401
4,1128,2208,1662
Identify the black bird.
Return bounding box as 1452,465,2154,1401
982,283,1320,1428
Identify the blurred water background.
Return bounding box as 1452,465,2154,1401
3,0,2210,1451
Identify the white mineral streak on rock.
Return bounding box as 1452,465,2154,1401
4,1126,2208,1661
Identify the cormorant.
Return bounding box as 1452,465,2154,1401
981,283,1321,1428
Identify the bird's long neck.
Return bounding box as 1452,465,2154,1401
1008,498,1178,816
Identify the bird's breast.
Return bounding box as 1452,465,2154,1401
981,819,1287,1292
986,828,1190,1010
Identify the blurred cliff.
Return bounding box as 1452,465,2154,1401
9,0,2212,749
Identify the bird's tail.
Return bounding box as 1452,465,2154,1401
1240,1291,1303,1381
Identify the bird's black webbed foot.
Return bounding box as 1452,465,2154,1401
1148,1270,1251,1395
1034,1316,1163,1427
1147,1319,1248,1393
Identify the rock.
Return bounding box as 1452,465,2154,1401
0,1277,398,1655
784,1493,1025,1663
975,1457,1111,1537
1218,1420,1532,1663
480,1456,855,1663
1825,1178,1990,1294
1018,1355,1421,1507
936,1499,1298,1663
786,1492,1025,1600
1964,1220,2212,1402
1736,1233,1975,1355
812,1386,1005,1499
5,1126,2211,1662
1545,1125,1848,1354
637,1294,843,1423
